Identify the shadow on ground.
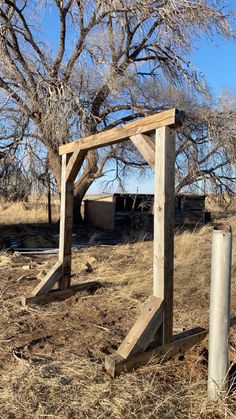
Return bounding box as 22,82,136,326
0,221,155,251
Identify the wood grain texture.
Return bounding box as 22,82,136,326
66,149,87,183
105,327,207,377
59,154,74,289
153,126,176,345
59,109,184,155
117,297,163,359
31,261,62,296
130,134,155,169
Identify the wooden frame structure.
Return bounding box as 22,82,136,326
22,108,207,376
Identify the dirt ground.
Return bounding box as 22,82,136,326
0,218,235,418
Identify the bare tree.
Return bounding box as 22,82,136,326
176,105,236,197
0,0,234,221
0,152,32,201
101,84,236,198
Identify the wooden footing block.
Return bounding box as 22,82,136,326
105,327,207,377
22,281,100,306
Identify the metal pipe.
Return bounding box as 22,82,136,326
208,224,232,400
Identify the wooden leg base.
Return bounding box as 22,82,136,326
105,327,207,377
117,296,163,359
21,281,100,306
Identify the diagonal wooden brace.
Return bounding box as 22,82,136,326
66,149,87,183
31,261,62,296
130,134,155,169
117,296,163,359
21,261,63,306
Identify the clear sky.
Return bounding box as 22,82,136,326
190,36,236,96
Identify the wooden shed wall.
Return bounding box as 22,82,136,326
84,196,115,230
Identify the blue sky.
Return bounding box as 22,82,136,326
190,36,236,96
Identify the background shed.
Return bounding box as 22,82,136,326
84,193,210,231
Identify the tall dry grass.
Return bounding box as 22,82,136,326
206,195,236,216
0,197,60,224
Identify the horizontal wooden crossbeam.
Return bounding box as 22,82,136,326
105,327,207,377
22,281,100,306
59,108,184,155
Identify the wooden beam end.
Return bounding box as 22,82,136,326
174,108,185,128
21,296,28,307
105,353,125,378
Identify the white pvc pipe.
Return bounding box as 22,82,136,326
208,224,232,400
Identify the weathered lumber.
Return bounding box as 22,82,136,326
66,149,87,183
117,297,163,359
22,281,100,306
153,126,176,345
130,134,155,169
31,261,62,296
59,109,184,155
105,327,207,377
59,154,74,290
59,150,88,290
13,248,59,254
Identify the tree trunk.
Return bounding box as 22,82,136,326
73,179,93,225
47,147,62,188
73,149,99,225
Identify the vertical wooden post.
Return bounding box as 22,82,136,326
59,154,74,290
153,126,176,345
47,172,52,224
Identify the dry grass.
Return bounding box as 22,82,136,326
206,195,236,216
0,197,60,224
0,218,235,418
0,250,12,267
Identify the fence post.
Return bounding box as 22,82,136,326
208,224,232,400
